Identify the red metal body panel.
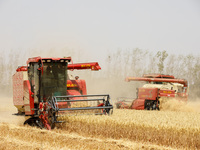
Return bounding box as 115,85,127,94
23,80,34,115
16,66,27,72
56,102,69,109
138,88,158,100
68,62,101,71
67,80,79,88
67,79,87,95
131,99,145,109
159,89,175,97
67,90,82,96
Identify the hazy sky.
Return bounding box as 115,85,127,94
0,0,200,61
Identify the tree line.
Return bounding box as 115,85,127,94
0,48,199,99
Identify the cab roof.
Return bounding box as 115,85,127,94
27,56,71,64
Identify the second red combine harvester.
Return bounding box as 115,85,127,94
116,74,188,110
13,57,113,130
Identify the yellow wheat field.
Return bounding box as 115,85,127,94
60,109,200,150
1,109,199,150
1,98,200,150
0,122,179,150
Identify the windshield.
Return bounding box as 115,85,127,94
41,62,68,100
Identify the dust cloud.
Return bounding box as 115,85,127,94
81,76,140,103
161,98,200,113
0,94,25,125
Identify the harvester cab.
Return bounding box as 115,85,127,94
116,74,188,110
13,57,113,130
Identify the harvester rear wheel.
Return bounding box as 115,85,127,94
156,101,160,110
145,100,160,111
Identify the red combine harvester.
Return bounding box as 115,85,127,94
13,57,113,130
116,74,188,110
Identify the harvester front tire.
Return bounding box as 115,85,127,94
48,109,56,129
24,117,43,128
